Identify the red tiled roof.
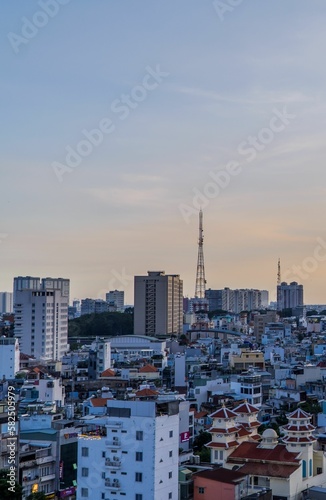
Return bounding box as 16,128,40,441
195,411,208,419
206,440,238,449
101,368,116,377
139,364,158,373
233,402,259,414
209,427,239,434
135,388,158,398
282,436,316,443
210,407,237,419
237,462,299,479
237,426,251,437
283,424,315,431
287,408,311,420
228,442,300,464
90,398,110,407
246,421,260,428
20,353,34,360
194,467,246,484
250,434,261,441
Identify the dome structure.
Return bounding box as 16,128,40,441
259,428,278,449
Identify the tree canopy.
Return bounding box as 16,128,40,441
68,311,133,338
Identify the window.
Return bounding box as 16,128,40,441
136,431,143,441
135,495,142,500
136,452,143,461
198,487,205,494
81,488,89,497
82,468,88,477
169,450,173,458
169,471,172,479
169,494,172,499
102,451,105,458
81,447,89,457
135,472,142,482
169,431,173,438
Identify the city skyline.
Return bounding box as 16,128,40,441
2,1,326,304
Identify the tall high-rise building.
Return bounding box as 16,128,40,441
106,290,124,312
0,292,13,313
277,281,304,311
134,271,183,337
13,276,69,360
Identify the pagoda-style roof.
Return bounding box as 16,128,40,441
206,440,238,449
282,435,316,444
209,427,239,434
286,408,311,420
233,401,259,414
282,423,315,432
210,406,237,420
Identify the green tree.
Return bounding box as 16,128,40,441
198,447,211,463
306,310,319,317
68,311,133,338
0,469,23,499
193,431,212,452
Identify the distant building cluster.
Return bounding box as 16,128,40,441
205,288,269,313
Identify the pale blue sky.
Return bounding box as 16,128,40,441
2,1,326,303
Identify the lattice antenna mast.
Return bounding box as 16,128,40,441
195,209,206,299
277,258,281,286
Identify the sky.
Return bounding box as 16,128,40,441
1,0,326,305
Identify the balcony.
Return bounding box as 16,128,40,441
105,458,121,469
105,478,121,490
20,459,37,469
40,473,56,482
106,421,122,429
105,438,121,448
36,455,55,465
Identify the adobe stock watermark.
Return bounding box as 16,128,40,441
213,0,244,22
283,237,326,282
52,65,169,183
179,106,296,224
7,0,72,54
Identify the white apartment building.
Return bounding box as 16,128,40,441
0,337,20,378
13,276,69,360
89,338,111,380
134,271,183,337
77,400,179,500
20,377,65,407
106,290,124,312
0,292,13,313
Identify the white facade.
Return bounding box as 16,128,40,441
0,337,19,379
0,292,13,313
109,335,166,358
13,276,69,360
89,338,111,378
134,271,183,337
174,354,186,387
77,400,179,500
106,290,124,312
21,377,65,407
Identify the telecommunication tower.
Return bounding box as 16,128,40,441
195,209,206,299
277,258,281,286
